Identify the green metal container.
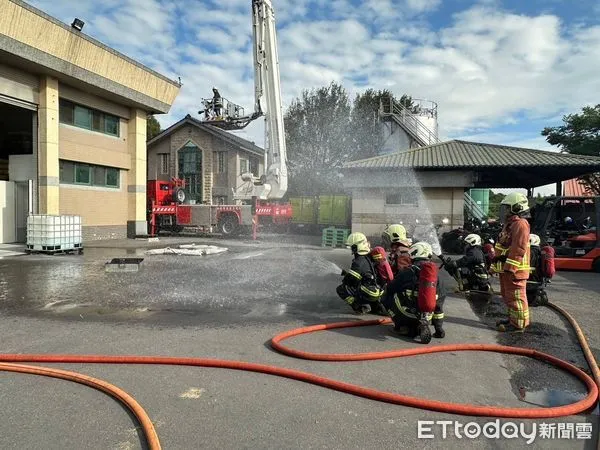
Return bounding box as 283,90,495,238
318,195,351,226
290,197,317,224
469,189,490,215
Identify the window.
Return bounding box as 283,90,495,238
213,152,226,173
75,164,90,184
159,154,170,174
59,99,120,137
249,158,258,175
385,189,419,206
240,157,249,174
59,160,120,188
213,196,227,205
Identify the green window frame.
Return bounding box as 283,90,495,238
59,99,121,137
59,160,120,189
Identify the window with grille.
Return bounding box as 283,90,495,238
213,152,226,173
159,154,169,174
385,189,419,206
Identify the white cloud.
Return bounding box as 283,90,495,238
25,0,600,154
406,0,442,13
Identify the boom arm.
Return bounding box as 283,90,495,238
198,0,288,201
244,0,287,200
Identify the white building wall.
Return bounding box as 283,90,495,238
0,181,16,243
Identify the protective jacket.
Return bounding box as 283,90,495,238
492,215,531,279
456,246,486,268
382,262,445,328
341,254,383,302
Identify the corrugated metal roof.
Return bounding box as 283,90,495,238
563,178,593,196
342,140,600,170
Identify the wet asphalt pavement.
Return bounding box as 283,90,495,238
0,234,598,449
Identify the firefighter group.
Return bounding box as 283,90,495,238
336,192,556,344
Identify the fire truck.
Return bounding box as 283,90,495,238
147,0,291,237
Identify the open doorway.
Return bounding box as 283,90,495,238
0,101,36,243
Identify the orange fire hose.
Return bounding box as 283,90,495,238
0,304,598,449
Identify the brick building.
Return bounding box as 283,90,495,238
147,115,265,206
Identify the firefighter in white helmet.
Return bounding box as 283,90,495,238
381,224,412,274
491,192,531,332
526,234,549,306
337,232,385,315
381,242,446,344
443,233,490,292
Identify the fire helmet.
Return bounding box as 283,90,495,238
345,232,370,255
464,233,482,247
501,192,530,215
409,242,433,260
529,234,541,246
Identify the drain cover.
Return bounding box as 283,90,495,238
105,258,144,272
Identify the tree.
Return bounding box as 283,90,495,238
284,83,414,195
488,191,505,219
541,105,600,194
147,115,162,141
284,82,353,195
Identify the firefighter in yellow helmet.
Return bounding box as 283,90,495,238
337,232,385,314
382,224,412,274
491,192,531,332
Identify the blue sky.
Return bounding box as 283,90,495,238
28,0,600,191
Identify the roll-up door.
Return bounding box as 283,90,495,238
0,63,39,110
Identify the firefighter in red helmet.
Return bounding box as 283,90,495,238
491,192,531,332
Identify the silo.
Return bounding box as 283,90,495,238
378,98,440,154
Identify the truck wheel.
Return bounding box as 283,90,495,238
593,258,600,273
219,215,239,236
174,188,186,204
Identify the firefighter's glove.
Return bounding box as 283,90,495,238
493,255,507,264
341,269,348,277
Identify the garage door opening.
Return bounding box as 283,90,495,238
0,101,37,243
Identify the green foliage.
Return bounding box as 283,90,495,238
487,191,505,219
284,82,411,195
541,105,600,195
147,115,162,141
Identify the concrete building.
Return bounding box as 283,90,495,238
147,115,265,206
342,140,600,241
0,0,180,243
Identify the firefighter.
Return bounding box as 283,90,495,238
381,224,412,274
382,242,446,344
337,232,385,315
443,233,491,292
491,192,531,332
212,87,223,117
526,234,549,306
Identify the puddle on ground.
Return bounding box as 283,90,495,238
518,388,598,414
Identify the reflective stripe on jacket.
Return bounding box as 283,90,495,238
493,215,530,279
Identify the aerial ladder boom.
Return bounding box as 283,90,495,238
199,0,288,201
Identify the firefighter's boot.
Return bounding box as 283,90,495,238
416,313,432,344
434,325,445,339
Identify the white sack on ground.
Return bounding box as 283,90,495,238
145,245,227,256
